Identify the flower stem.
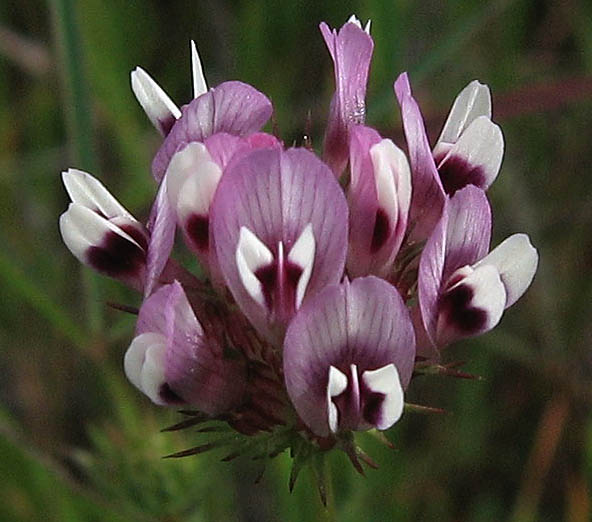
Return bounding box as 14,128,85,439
48,0,103,334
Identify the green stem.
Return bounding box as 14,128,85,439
48,0,103,334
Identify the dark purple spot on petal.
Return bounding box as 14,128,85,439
185,214,209,251
362,391,385,427
285,262,303,292
439,283,487,334
160,115,177,137
255,264,277,310
87,230,146,278
119,224,148,251
370,208,390,253
436,154,486,196
159,383,184,404
255,259,303,314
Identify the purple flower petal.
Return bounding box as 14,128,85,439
130,282,247,412
320,18,374,176
442,185,492,282
418,185,492,345
394,73,446,240
347,126,411,277
211,147,348,343
164,282,247,414
144,179,176,296
283,276,415,436
417,202,448,344
152,81,273,181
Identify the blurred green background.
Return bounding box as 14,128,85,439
1,0,591,520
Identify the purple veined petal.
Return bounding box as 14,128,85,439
283,276,415,437
410,304,439,360
204,132,282,172
417,201,448,345
127,285,184,405
435,116,504,195
394,72,446,240
347,127,411,277
131,282,247,412
436,264,506,346
211,147,348,344
152,81,273,181
434,80,491,153
131,66,181,137
191,40,208,99
144,178,176,296
62,169,131,219
347,125,382,276
320,18,374,176
243,132,283,151
203,133,249,170
135,279,172,336
474,233,538,308
164,281,247,414
442,185,492,283
60,203,146,290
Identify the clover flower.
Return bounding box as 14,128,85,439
59,15,538,497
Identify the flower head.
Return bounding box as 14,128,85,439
58,17,538,491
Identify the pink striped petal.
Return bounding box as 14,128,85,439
283,276,415,436
417,202,448,344
347,126,411,277
394,73,446,240
131,282,246,412
152,81,273,181
211,147,348,343
144,179,176,296
320,19,374,176
442,185,492,282
418,185,492,345
164,282,247,414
